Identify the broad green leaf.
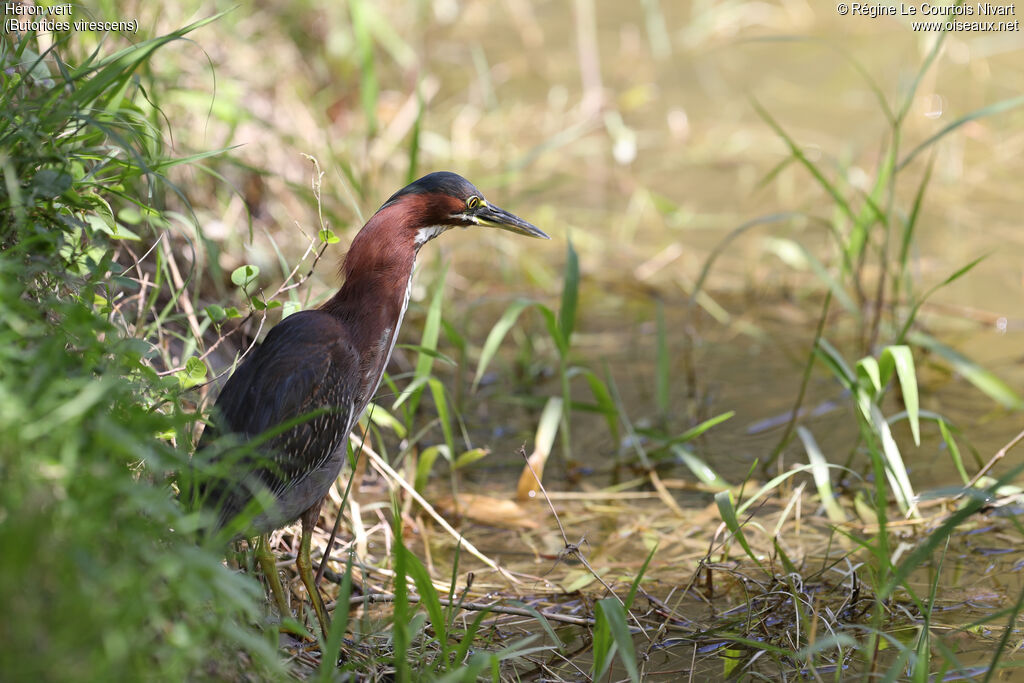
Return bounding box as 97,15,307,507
176,357,207,389
230,264,259,288
318,228,339,244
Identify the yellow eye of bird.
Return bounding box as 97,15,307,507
467,196,481,210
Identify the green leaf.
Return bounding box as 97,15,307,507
885,346,920,446
204,305,226,322
558,239,579,347
566,366,619,442
625,544,657,610
318,228,340,244
671,445,731,491
538,304,565,357
595,598,639,683
797,426,846,523
472,299,536,391
414,446,442,493
230,264,260,288
937,419,969,485
663,411,735,446
866,402,917,517
715,490,764,570
396,266,446,414
31,169,72,198
815,338,856,390
176,357,207,389
428,378,455,457
908,331,1024,410
316,552,354,681
453,447,488,470
899,94,1024,171
857,357,882,396
404,546,449,662
365,402,407,438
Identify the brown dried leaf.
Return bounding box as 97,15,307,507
434,493,541,530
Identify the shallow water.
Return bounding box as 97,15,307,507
429,0,1024,495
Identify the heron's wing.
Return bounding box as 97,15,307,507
200,311,360,523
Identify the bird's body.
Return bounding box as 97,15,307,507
198,172,547,633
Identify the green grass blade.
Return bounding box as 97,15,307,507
896,254,988,344
908,331,1024,410
881,464,1024,600
317,551,354,681
471,299,535,392
404,545,449,664
671,445,731,490
815,338,857,388
750,98,856,225
428,378,456,457
937,419,969,485
625,544,657,610
349,0,379,136
558,238,579,348
414,445,442,493
655,300,669,417
715,490,764,570
797,427,847,523
867,401,917,517
663,410,735,446
566,366,619,442
395,265,446,412
505,600,564,651
884,346,920,446
596,598,639,683
899,95,1024,171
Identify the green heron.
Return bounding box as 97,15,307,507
200,171,548,634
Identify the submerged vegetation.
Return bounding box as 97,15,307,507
2,1,1023,681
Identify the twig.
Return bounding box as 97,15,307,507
353,433,518,584
963,427,1024,491
519,447,647,639
160,232,204,348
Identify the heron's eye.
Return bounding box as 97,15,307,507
466,196,481,210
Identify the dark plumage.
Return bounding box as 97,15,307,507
197,172,548,634
200,312,360,534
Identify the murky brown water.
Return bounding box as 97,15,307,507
419,1,1024,493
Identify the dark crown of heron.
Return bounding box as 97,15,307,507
319,171,546,374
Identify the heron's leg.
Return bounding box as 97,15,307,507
255,534,290,618
297,501,331,636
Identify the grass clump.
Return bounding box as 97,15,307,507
0,22,279,681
